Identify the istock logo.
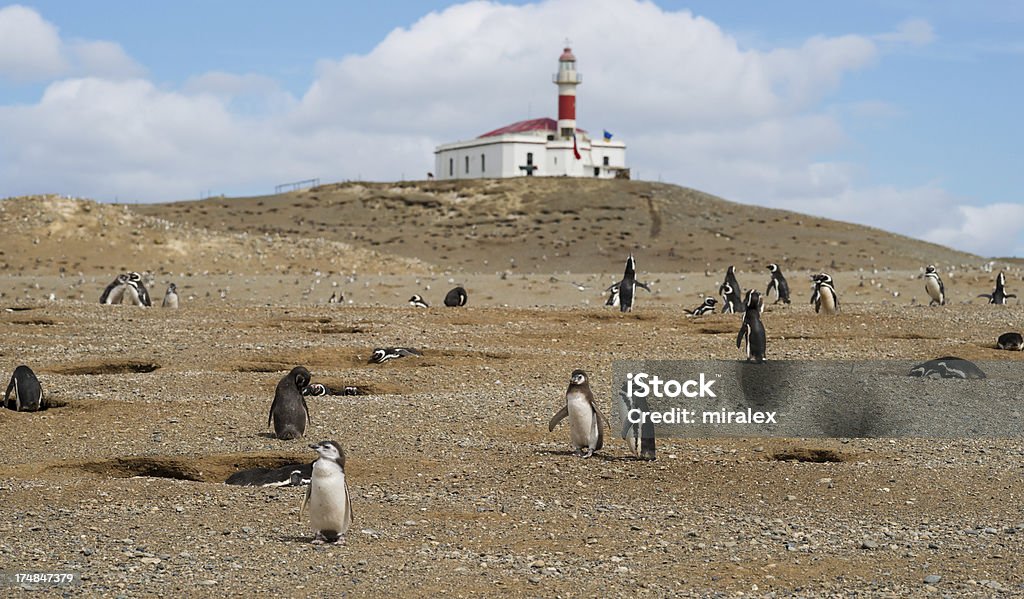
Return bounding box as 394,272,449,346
626,372,717,398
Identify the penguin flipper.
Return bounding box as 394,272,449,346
636,282,652,293
345,479,354,524
302,396,312,425
547,406,569,431
593,406,607,451
736,322,748,349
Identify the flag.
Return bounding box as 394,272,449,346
572,133,581,160
603,130,613,141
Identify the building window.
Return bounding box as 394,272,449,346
465,156,469,174
594,167,600,177
526,152,533,165
449,158,453,177
603,156,609,166
481,153,485,173
554,156,557,165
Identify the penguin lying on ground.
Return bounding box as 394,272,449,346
226,462,313,487
996,332,1023,351
368,347,422,364
685,297,717,316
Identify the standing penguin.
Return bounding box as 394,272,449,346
268,366,312,440
300,440,353,544
604,282,621,307
547,370,608,458
616,254,640,313
4,365,44,412
99,273,129,304
737,291,767,363
923,265,945,306
810,273,840,314
719,282,743,314
126,272,152,307
766,263,791,304
162,283,179,309
979,271,1017,305
444,286,468,307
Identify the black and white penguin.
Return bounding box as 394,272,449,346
618,254,639,312
268,366,312,440
765,263,791,304
4,365,44,412
409,294,429,308
908,356,986,379
162,283,179,309
444,286,468,307
996,332,1023,351
99,273,129,304
368,347,423,364
302,383,331,397
979,271,1017,305
126,272,152,307
736,291,766,363
719,282,743,314
923,265,945,306
548,370,608,458
616,381,655,461
301,440,354,544
810,273,840,314
225,462,313,487
604,282,621,307
685,297,718,316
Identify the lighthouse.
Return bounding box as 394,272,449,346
554,47,581,139
433,46,627,180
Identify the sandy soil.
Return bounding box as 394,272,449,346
1,185,1023,597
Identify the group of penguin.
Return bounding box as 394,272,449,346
407,286,468,308
99,271,178,309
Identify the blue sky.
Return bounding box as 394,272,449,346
1,0,1022,256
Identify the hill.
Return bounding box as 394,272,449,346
129,178,981,273
0,194,429,276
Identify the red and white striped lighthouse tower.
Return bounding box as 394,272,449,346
553,46,581,139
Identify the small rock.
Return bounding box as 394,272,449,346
861,540,879,550
924,575,941,584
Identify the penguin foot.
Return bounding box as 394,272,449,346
581,448,594,459
333,536,347,546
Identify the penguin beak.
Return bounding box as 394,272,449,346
308,443,320,450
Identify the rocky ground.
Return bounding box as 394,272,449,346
1,295,1022,597
1,186,1023,597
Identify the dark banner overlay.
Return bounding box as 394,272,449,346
610,360,1024,438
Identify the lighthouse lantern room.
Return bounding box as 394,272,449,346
433,47,627,180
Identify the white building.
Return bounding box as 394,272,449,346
434,47,627,180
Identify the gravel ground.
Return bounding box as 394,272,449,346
1,291,1023,597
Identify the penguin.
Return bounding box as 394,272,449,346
719,282,743,314
684,297,717,316
99,273,129,304
162,283,179,309
978,271,1017,305
409,294,429,308
810,273,840,314
444,286,468,307
226,462,313,487
736,290,766,363
300,440,353,544
618,254,638,313
923,265,945,306
302,383,330,397
268,366,312,440
368,347,422,364
616,381,655,460
4,365,44,412
908,356,986,379
126,272,152,307
328,292,339,304
766,263,791,304
547,369,608,458
604,283,620,307
996,332,1023,351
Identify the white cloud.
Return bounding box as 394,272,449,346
0,4,66,80
923,203,1024,257
876,18,936,47
68,40,146,79
0,1,1017,257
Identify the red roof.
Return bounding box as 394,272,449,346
559,47,576,62
478,117,586,138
